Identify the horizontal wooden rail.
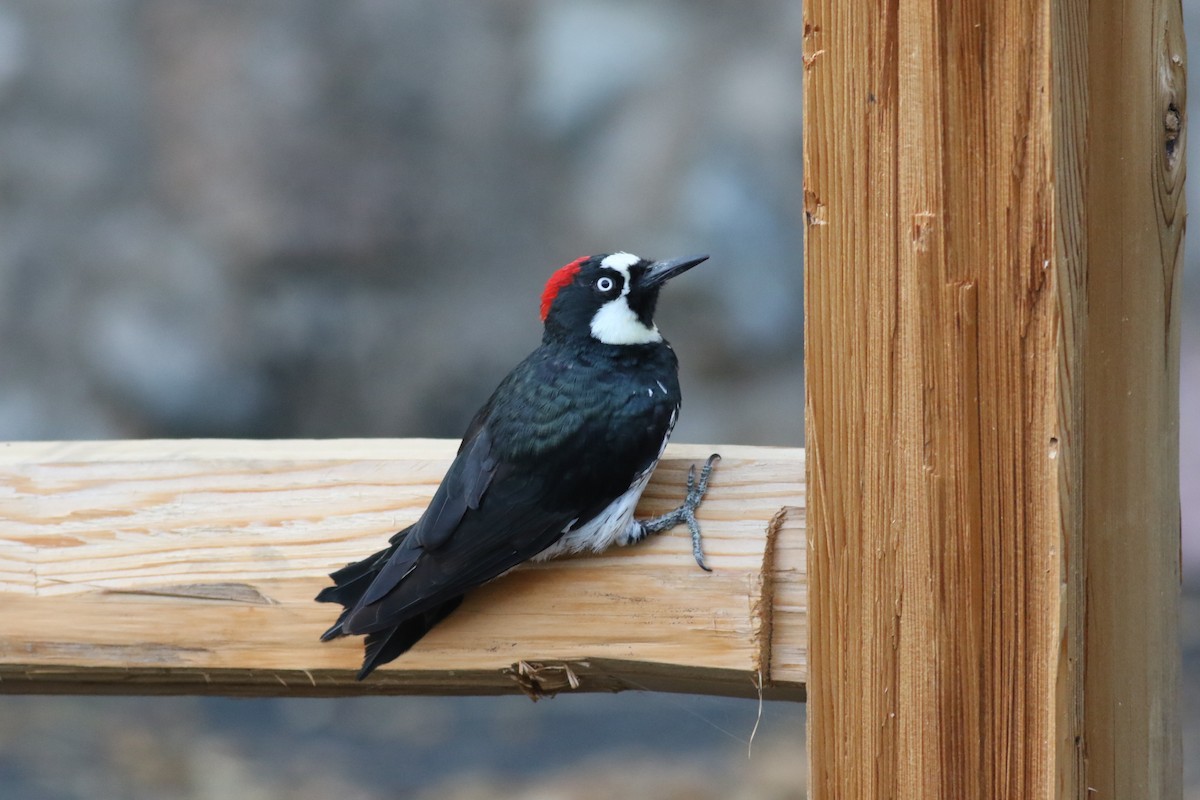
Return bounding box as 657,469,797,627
0,440,804,699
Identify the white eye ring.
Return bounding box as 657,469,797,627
597,276,615,292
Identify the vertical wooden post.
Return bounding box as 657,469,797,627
802,0,1183,797
1082,0,1185,796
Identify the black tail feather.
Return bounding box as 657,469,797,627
357,595,464,680
315,528,412,641
317,527,464,677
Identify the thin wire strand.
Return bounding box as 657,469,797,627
619,676,751,746
748,670,764,759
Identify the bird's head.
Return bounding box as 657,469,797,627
539,252,708,346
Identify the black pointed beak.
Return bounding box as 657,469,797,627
640,254,709,289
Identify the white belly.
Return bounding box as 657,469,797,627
533,467,655,561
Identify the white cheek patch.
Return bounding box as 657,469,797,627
590,295,662,345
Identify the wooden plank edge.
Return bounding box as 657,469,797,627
0,660,805,701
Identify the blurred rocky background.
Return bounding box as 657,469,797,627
0,0,803,446
0,1,1196,798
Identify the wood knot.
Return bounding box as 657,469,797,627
1163,103,1182,167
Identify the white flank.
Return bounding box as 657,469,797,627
534,469,655,561
590,296,662,344
534,415,677,561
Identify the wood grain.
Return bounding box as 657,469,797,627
0,440,805,699
804,0,1184,795
1083,0,1185,796
801,0,1113,797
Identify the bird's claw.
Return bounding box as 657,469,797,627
685,454,720,571
637,453,720,571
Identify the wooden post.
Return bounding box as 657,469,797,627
1083,0,1185,795
803,0,1183,797
0,440,805,699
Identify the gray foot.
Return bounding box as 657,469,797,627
635,453,720,571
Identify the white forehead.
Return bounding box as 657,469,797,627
600,252,641,278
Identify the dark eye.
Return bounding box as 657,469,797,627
596,276,616,293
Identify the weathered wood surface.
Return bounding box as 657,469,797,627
0,440,805,699
803,0,1182,797
1083,0,1185,796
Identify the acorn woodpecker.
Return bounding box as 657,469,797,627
317,252,719,679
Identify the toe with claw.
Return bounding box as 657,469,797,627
637,453,721,571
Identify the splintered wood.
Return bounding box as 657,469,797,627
0,440,805,699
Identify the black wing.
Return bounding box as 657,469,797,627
315,405,509,640
356,425,499,609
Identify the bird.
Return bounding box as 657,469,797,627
316,251,720,680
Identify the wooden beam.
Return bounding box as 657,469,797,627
0,440,805,699
1083,0,1185,796
803,0,1182,796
